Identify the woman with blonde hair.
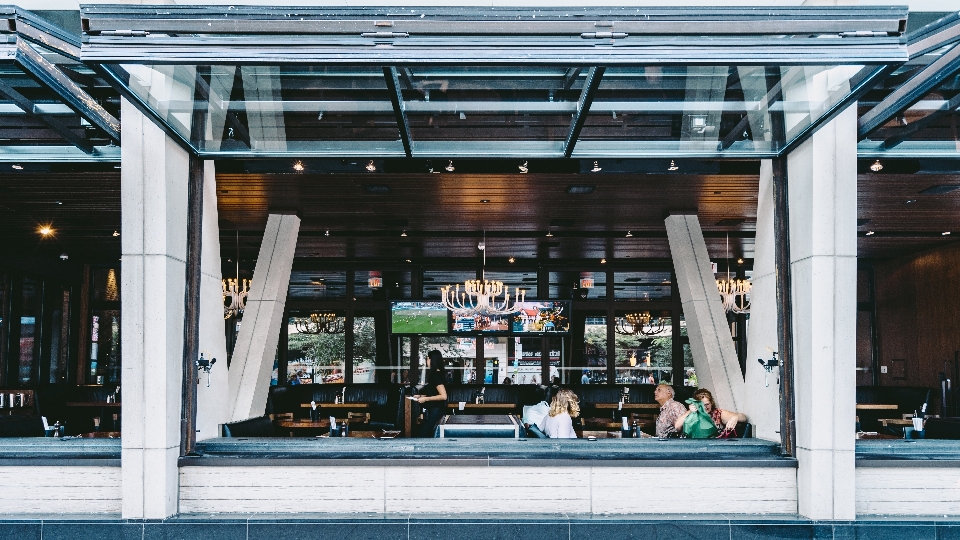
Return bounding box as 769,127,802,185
540,388,580,438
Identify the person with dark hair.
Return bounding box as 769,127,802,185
414,350,448,437
674,388,746,438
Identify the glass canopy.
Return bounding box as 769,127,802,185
0,8,119,162
80,5,908,159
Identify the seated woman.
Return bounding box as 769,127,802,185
674,388,747,438
540,388,580,438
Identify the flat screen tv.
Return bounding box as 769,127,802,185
451,301,571,334
390,302,450,334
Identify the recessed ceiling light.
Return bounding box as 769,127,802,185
445,160,455,172
737,258,744,264
400,230,407,237
113,165,121,169
625,231,633,238
667,160,679,171
943,231,952,236
405,259,412,263
508,257,515,263
865,231,875,236
112,230,120,237
545,231,553,237
293,160,305,172
480,199,490,203
590,161,602,173
365,160,377,172
870,160,883,172
905,199,917,204
38,225,54,237
600,258,607,264
518,161,529,174
11,164,22,170
324,230,330,236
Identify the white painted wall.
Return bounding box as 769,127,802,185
857,467,960,515
0,467,121,514
180,465,797,514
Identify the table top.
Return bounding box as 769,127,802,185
856,432,901,440
77,431,121,438
579,430,624,439
440,414,519,426
300,402,369,408
879,418,917,426
447,403,518,409
856,404,898,410
593,403,660,410
66,402,122,408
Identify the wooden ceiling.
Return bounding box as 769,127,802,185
1,163,959,270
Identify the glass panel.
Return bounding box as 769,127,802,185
397,337,413,384
614,316,673,385
88,309,120,385
0,274,7,386
683,343,696,387
113,64,404,154
288,270,347,299
482,337,507,385
483,271,537,301
352,316,377,383
48,287,70,384
550,271,606,300
577,64,869,157
613,271,672,301
508,336,544,385
18,278,41,384
92,268,120,302
546,337,564,386
856,311,874,387
404,66,580,146
422,270,476,300
419,336,476,385
582,316,607,384
286,316,345,384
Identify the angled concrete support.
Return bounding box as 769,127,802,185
228,213,300,421
120,98,187,519
743,160,781,441
665,214,744,412
197,161,229,440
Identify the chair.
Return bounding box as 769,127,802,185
222,416,275,437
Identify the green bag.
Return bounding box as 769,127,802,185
682,398,718,439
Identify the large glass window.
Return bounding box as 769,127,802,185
419,336,476,385
614,315,673,385
352,316,377,383
18,278,41,384
47,287,71,384
286,315,346,384
88,310,120,385
613,271,672,301
582,316,608,384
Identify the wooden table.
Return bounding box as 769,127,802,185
879,418,915,427
856,432,900,440
593,403,660,410
300,403,370,409
856,404,898,410
278,419,373,437
578,430,623,439
447,403,519,412
77,431,121,438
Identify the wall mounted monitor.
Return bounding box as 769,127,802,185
390,301,450,334
452,301,571,334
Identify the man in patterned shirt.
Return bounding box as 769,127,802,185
653,383,686,438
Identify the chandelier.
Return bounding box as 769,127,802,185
223,231,250,319
293,313,345,334
615,312,667,336
441,233,525,317
716,234,751,314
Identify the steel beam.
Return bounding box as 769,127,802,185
882,92,960,149
563,67,603,158
383,66,413,158
0,77,94,153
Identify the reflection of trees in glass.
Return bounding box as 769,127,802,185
418,335,466,361
353,317,377,365
288,330,344,382
584,326,606,356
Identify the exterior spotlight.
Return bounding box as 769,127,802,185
293,160,305,172
366,160,377,172
38,225,54,237
112,230,120,237
591,161,602,173
518,161,529,173
445,160,455,172
668,160,679,171
865,231,875,236
625,231,633,238
870,160,883,172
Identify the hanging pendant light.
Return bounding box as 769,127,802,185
223,231,250,319
441,231,525,317
716,234,750,314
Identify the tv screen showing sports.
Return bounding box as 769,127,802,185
451,301,571,334
390,302,450,334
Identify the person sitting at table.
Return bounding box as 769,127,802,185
674,388,747,438
648,382,686,438
540,388,579,438
414,350,448,437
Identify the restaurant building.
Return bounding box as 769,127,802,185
0,1,959,536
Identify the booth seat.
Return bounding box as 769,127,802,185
573,384,696,410
222,416,275,437
267,384,405,431
856,386,934,432
36,384,120,435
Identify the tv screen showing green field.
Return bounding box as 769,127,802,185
391,302,449,334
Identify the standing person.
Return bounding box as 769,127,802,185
581,369,591,384
651,383,686,438
540,388,580,438
414,350,448,437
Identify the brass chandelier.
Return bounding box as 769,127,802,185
441,233,525,317
615,311,667,336
293,313,345,334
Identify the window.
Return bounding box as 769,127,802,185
287,316,345,384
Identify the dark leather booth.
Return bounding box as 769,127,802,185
222,416,275,437
268,384,406,431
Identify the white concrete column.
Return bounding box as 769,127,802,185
665,214,744,412
120,98,187,519
788,104,858,520
197,161,229,440
228,213,300,421
743,161,781,441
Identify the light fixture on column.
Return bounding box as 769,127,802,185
441,232,525,317
870,160,883,172
294,313,345,334
223,231,250,319
445,160,455,172
615,311,666,336
716,233,750,314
